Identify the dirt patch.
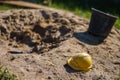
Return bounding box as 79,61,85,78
0,9,74,54
0,9,120,80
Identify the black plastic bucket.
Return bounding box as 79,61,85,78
88,8,117,37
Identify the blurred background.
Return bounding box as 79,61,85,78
0,0,120,29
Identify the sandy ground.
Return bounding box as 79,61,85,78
0,8,120,80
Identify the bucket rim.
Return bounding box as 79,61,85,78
91,8,118,19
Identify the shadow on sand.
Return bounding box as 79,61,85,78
64,64,81,73
73,31,106,45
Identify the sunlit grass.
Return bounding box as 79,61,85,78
0,5,14,10
117,71,120,80
49,3,91,18
115,18,120,29
0,64,17,80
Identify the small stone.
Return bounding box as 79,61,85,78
13,45,18,48
10,55,16,61
67,49,71,52
48,76,52,79
38,69,42,73
8,43,12,46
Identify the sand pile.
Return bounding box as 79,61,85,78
0,9,120,80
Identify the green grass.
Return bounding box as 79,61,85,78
0,64,17,80
115,18,120,29
0,4,25,10
49,3,91,18
117,72,120,80
0,5,14,10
